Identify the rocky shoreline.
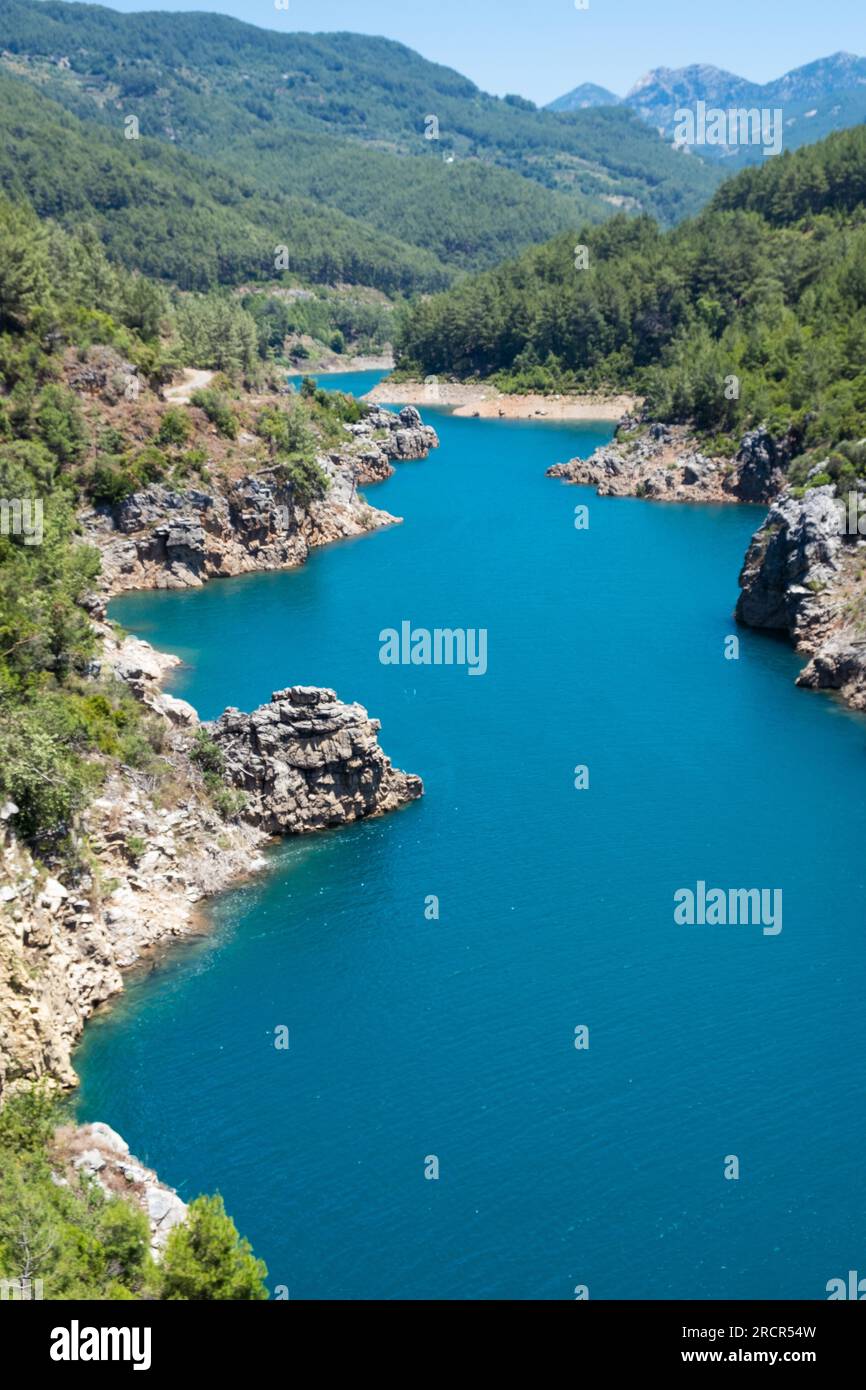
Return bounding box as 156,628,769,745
0,401,438,1100
546,420,789,504
549,419,866,711
85,405,437,597
56,1122,189,1257
737,486,866,710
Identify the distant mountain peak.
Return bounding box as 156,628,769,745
625,63,742,98
549,52,866,167
547,82,621,113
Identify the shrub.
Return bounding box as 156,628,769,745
191,389,237,439
280,456,330,508
35,386,88,466
156,408,192,447
189,728,225,777
159,1195,268,1301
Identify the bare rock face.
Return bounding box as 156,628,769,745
547,422,735,501
347,405,439,484
84,468,388,595
732,427,794,504
736,485,866,707
735,486,846,640
0,773,269,1097
209,686,423,835
547,421,790,505
797,639,866,709
83,408,438,597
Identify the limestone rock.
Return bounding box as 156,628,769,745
208,686,423,835
547,421,790,505
735,486,845,640
83,407,438,599
736,485,866,708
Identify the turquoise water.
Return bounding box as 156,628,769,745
77,373,866,1300
286,367,387,396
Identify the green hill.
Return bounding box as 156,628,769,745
396,125,866,465
0,72,451,294
0,0,721,285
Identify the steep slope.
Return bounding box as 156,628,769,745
0,73,450,293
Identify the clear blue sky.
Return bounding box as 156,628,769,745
70,0,866,106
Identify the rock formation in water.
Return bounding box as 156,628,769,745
208,686,423,834
736,484,866,708
0,666,422,1096
547,421,788,504
349,405,439,482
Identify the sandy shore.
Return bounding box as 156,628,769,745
364,379,639,421
289,353,395,376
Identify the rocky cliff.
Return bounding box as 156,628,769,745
54,1122,188,1256
0,670,421,1097
84,406,437,596
736,485,866,708
0,748,268,1094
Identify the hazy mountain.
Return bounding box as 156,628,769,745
547,83,621,112
550,53,866,166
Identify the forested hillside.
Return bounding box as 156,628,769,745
396,126,866,471
0,185,366,1294
0,75,450,294
0,0,720,283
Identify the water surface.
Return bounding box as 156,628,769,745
77,382,866,1300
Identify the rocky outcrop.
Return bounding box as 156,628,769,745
347,405,439,484
84,467,389,596
99,628,198,726
733,427,795,504
736,484,866,707
0,659,421,1095
209,687,423,834
736,486,844,638
547,421,788,505
55,1122,188,1256
83,407,438,597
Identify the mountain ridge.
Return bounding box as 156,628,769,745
550,52,866,164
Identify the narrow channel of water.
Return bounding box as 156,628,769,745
76,374,866,1299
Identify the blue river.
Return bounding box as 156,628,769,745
75,370,866,1299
